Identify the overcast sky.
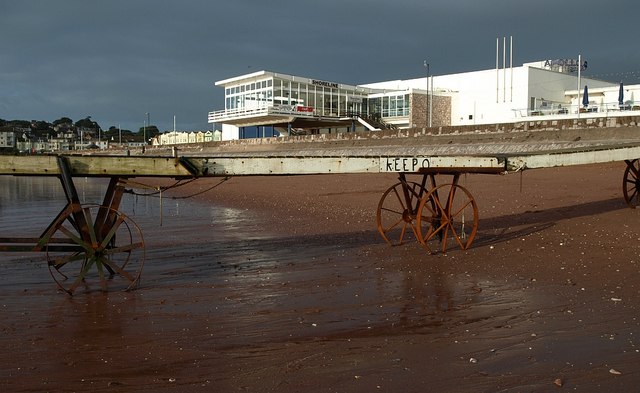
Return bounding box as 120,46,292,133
2,0,639,132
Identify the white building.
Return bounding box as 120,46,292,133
0,129,16,148
209,58,640,141
151,130,219,146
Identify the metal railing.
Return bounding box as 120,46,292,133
518,101,640,118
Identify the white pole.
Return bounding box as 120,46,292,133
503,36,506,103
510,35,513,102
144,112,148,145
496,37,499,103
429,74,433,127
424,60,430,127
577,54,581,118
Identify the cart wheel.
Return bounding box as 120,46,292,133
46,204,145,295
416,183,478,254
623,159,640,208
377,181,429,245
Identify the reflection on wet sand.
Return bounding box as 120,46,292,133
2,175,622,392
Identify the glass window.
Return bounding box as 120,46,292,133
291,82,299,105
338,91,347,116
307,85,316,110
273,79,283,104
404,94,409,115
367,97,381,118
331,90,339,116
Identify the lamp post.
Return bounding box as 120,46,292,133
424,60,431,128
144,112,150,144
430,69,433,127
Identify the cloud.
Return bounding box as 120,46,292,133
2,0,640,131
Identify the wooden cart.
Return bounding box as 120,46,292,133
1,139,640,294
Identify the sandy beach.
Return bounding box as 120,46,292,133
2,160,640,392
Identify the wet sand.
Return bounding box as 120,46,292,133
2,162,640,392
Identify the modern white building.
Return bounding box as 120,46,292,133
209,59,640,141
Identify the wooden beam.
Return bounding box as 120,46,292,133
0,155,194,177
507,145,640,170
197,155,504,175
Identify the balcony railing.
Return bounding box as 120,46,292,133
519,101,640,118
209,104,355,123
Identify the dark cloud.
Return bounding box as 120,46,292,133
2,0,639,131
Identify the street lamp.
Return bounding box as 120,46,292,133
144,112,150,144
423,60,431,127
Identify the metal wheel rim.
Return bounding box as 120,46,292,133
376,181,428,245
623,159,640,208
416,183,479,254
46,204,145,295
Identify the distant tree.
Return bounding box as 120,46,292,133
8,120,31,128
138,125,160,141
31,120,54,138
75,116,101,130
106,126,131,133
53,117,73,126
105,126,134,142
31,120,52,131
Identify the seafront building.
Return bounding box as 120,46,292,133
208,58,640,141
152,130,220,146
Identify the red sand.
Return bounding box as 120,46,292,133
2,161,640,392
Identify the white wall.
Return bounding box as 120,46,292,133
426,66,619,125
364,67,532,125
436,67,530,125
222,123,240,140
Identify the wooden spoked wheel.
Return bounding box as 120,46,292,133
377,181,428,245
416,183,478,254
45,204,145,295
623,159,640,208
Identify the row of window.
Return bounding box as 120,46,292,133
369,95,411,117
224,78,410,118
225,80,273,96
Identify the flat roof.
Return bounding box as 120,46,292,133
214,70,375,92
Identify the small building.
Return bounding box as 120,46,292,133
0,129,16,148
